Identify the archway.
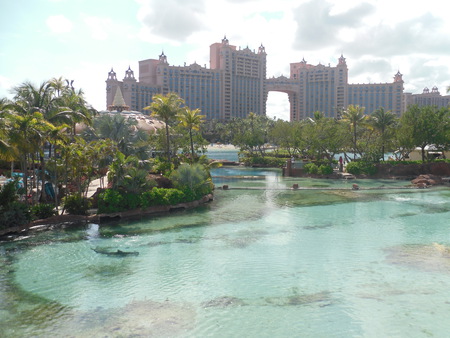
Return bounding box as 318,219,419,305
266,92,290,121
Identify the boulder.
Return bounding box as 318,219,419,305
411,174,442,186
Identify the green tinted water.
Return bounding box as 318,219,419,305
1,170,450,337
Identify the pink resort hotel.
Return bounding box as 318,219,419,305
106,37,450,121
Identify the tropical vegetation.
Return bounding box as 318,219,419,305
1,78,450,231
1,83,213,231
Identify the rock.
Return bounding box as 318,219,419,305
411,174,442,186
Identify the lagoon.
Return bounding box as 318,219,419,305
1,166,450,337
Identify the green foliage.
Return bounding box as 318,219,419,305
140,188,185,207
0,180,31,229
399,105,450,162
152,158,174,175
303,163,319,174
62,194,91,215
0,180,18,208
0,201,30,229
121,192,142,211
241,154,287,167
31,203,56,220
170,163,208,190
97,189,124,213
318,164,333,175
345,161,377,176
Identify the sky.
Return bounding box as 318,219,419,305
1,0,449,121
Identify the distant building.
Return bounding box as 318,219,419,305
106,37,447,121
106,37,266,120
404,86,450,109
267,56,405,120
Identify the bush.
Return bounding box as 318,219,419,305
97,189,124,213
241,155,287,167
346,161,377,176
31,203,56,220
0,180,19,208
141,188,185,207
318,164,333,175
122,192,141,210
63,194,91,215
303,163,319,174
0,202,30,229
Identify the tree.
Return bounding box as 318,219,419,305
370,108,397,160
54,88,96,137
144,93,185,166
399,105,450,162
341,104,367,160
177,107,205,161
304,116,347,163
230,113,274,156
4,111,55,202
270,120,304,157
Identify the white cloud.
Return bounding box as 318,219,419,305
84,16,112,40
46,15,73,34
3,0,449,121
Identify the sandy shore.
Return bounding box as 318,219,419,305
206,144,237,150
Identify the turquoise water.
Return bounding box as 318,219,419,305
1,168,450,337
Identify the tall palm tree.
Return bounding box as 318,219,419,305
6,112,54,202
342,104,366,159
178,107,205,161
56,88,96,137
144,93,185,166
370,107,397,160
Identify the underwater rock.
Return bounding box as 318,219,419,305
48,299,196,337
92,248,139,256
201,296,246,308
385,243,450,272
264,291,332,307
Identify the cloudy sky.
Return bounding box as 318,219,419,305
1,0,449,120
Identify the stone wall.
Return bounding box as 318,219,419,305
374,162,450,178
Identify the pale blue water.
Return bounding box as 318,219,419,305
1,166,450,337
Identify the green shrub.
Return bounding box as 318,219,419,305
346,161,377,176
31,203,56,220
0,180,19,208
98,189,124,213
122,192,141,210
141,188,185,207
242,155,287,167
303,163,319,174
0,202,30,229
318,164,333,175
63,194,91,215
163,188,185,205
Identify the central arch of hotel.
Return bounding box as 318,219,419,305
265,76,300,120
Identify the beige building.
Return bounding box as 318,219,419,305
404,86,450,109
107,38,448,121
267,56,405,120
107,37,266,120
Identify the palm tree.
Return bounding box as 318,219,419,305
342,104,366,159
144,93,185,166
370,107,397,160
178,107,205,161
55,88,96,137
6,111,54,202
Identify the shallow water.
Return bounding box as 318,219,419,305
1,167,450,337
